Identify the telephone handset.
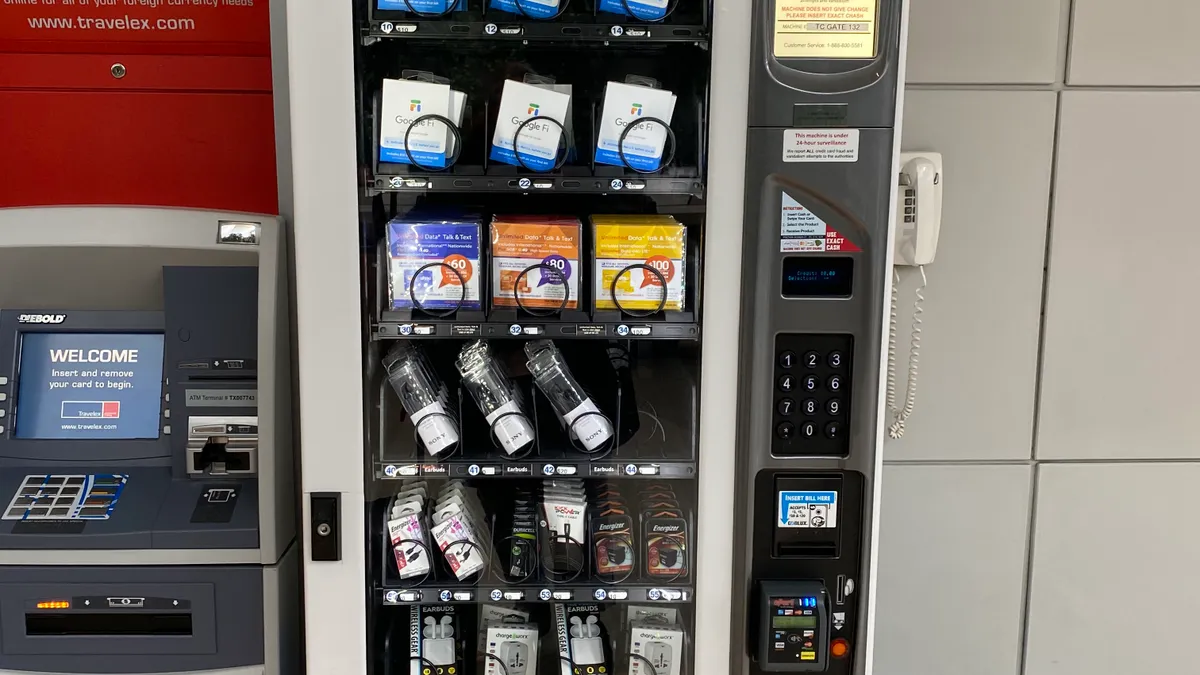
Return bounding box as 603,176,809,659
888,152,943,439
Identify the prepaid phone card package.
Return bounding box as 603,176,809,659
490,80,571,171
591,216,686,312
379,79,466,168
595,81,677,172
488,0,561,19
386,218,482,311
598,0,669,19
490,217,581,311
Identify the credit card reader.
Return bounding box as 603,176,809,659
757,580,829,672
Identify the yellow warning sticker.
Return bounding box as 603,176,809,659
773,0,878,59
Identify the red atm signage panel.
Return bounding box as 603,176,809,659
0,1,278,214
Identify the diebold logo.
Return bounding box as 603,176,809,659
18,314,66,324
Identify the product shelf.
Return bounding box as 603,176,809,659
365,0,708,44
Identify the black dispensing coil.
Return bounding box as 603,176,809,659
757,580,830,672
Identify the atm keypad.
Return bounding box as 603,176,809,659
773,334,853,457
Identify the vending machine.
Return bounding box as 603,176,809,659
288,0,909,672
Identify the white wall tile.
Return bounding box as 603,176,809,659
1026,463,1200,674
885,90,1054,461
1068,0,1200,85
1038,91,1200,460
906,0,1063,84
874,464,1031,675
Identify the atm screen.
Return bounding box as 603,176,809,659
14,333,165,440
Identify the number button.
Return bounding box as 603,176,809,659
803,375,819,391
803,351,820,369
778,398,795,416
828,351,844,368
827,399,841,415
776,422,796,440
779,351,796,369
778,375,795,392
802,399,818,415
801,421,818,438
824,422,842,439
827,376,842,392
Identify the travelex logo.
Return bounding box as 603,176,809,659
527,103,540,116
410,99,421,112
630,103,643,116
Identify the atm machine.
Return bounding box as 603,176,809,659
0,213,298,675
287,0,908,672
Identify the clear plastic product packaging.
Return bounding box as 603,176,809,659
386,216,482,312
383,343,459,455
524,341,613,452
456,340,535,455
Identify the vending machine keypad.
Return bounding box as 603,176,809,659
772,334,853,456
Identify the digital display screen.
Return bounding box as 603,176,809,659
781,257,854,298
14,333,165,440
772,616,818,629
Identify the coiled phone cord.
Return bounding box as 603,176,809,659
887,265,925,439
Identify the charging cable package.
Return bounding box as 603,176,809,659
386,217,482,312
591,215,687,313
491,216,581,311
410,605,463,675
525,341,614,452
456,340,535,455
488,0,562,19
484,623,539,675
555,604,612,675
597,0,669,20
491,79,572,171
387,482,433,579
384,343,460,455
430,480,489,579
628,623,684,675
595,78,677,172
379,72,467,168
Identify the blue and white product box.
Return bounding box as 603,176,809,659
490,79,571,171
595,81,677,172
378,0,465,13
379,79,467,168
387,219,483,311
488,0,560,19
598,0,668,20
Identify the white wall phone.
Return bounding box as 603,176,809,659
888,152,943,439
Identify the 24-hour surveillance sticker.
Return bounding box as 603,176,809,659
778,491,838,529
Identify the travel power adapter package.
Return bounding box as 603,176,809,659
386,216,482,312
488,0,562,19
430,480,489,580
490,216,581,312
379,73,467,168
456,340,535,455
410,606,463,675
639,485,689,579
591,216,687,313
525,341,614,452
483,622,539,675
628,623,684,675
477,604,531,657
491,79,571,171
588,482,635,580
383,343,460,455
597,0,669,20
387,480,434,579
555,604,613,675
595,78,677,173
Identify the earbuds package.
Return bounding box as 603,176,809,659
384,342,461,455
410,605,463,675
628,623,684,675
555,604,612,675
484,623,539,675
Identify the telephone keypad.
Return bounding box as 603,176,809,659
773,334,853,456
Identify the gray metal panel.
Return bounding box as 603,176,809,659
151,479,259,550
0,549,263,565
0,565,263,674
873,464,1031,675
262,543,301,675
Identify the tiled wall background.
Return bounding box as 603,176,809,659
874,0,1200,673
